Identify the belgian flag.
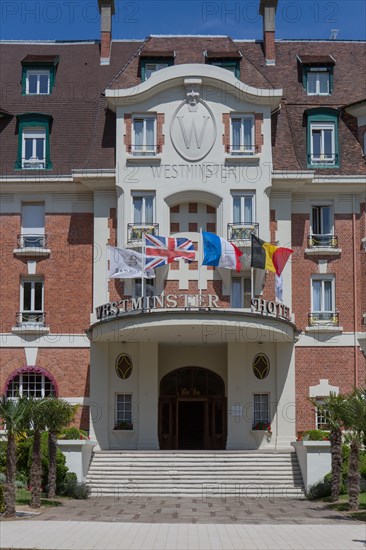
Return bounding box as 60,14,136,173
251,235,293,276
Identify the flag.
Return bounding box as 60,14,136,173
108,246,155,279
202,232,243,272
275,274,283,303
251,235,293,276
144,234,195,270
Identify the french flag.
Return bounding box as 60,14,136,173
202,232,243,272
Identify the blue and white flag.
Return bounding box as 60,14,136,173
202,232,243,272
275,274,283,303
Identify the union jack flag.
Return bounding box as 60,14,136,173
144,234,196,269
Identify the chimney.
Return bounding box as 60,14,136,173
259,0,278,66
98,0,115,65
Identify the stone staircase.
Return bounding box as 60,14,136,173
86,451,305,498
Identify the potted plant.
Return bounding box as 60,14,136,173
113,421,133,431
250,421,273,449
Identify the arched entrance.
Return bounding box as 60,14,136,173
158,367,227,450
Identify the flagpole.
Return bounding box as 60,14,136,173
198,228,203,302
141,232,146,310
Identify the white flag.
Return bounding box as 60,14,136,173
108,246,155,279
275,274,283,303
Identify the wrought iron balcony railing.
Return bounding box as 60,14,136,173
307,153,338,166
17,234,47,249
226,144,259,155
127,223,159,243
307,234,338,248
15,312,46,326
308,311,339,327
228,223,259,242
128,144,160,155
21,158,46,169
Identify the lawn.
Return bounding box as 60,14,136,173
16,488,63,507
321,492,366,522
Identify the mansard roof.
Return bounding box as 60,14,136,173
0,38,365,176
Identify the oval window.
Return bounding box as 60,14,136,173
252,354,270,380
115,354,133,380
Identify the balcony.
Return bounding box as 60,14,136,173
21,158,46,169
225,145,260,162
307,153,338,167
12,312,49,334
228,223,259,245
127,144,161,159
13,234,50,257
127,223,159,247
306,311,342,333
305,234,341,256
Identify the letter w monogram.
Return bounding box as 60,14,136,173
177,116,210,149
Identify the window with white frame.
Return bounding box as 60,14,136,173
315,399,329,429
232,193,254,224
22,128,46,169
307,68,330,96
115,394,133,428
310,122,335,164
311,276,335,322
253,394,269,426
26,69,50,95
21,203,45,248
6,371,55,399
230,115,254,154
132,192,155,225
20,278,44,323
132,116,156,154
231,278,251,308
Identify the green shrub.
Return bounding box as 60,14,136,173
0,441,6,473
307,475,332,499
59,427,88,440
302,430,329,441
60,473,91,499
0,484,4,514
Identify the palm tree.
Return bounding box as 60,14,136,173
43,398,77,498
341,388,366,511
0,397,31,517
312,393,346,502
28,399,48,508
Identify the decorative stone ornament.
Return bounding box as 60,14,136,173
170,90,217,161
115,353,133,379
252,353,270,379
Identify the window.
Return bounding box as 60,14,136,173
21,56,59,95
311,276,336,323
230,115,255,154
231,278,251,308
20,278,44,323
132,116,156,155
306,68,330,95
306,108,339,168
253,394,269,426
26,69,50,95
311,205,332,236
15,113,53,170
133,278,155,299
20,203,46,248
315,400,329,429
232,194,254,224
207,59,240,78
140,57,173,81
132,192,155,225
6,370,55,399
115,394,133,429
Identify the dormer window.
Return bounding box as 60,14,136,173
205,51,241,79
15,113,53,170
21,55,59,95
298,55,335,96
306,108,339,168
139,53,174,81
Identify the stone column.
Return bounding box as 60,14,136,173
137,342,159,449
275,342,296,449
89,342,109,450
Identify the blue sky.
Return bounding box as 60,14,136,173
1,0,365,41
